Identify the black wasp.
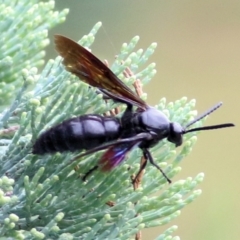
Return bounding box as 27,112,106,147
33,35,235,183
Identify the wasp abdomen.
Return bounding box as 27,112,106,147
33,114,121,155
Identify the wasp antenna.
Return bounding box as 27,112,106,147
185,102,223,129
184,123,235,134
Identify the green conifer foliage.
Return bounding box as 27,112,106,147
0,1,203,239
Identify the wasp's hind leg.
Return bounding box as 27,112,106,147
82,165,99,181
121,104,134,122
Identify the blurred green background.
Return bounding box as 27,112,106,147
46,1,239,239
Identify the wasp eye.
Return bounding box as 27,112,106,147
167,122,183,147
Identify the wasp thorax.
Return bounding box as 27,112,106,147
140,108,170,136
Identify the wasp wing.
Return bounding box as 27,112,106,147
54,35,147,110
70,133,151,165
99,141,140,171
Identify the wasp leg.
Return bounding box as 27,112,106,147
143,148,171,184
121,104,133,119
82,165,99,182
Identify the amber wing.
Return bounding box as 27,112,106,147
54,35,147,109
